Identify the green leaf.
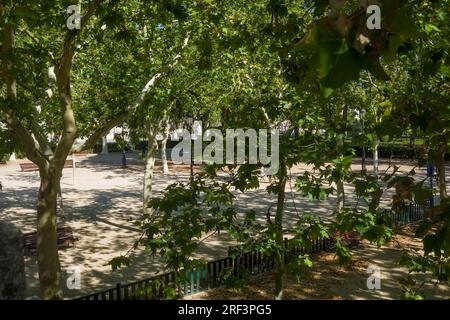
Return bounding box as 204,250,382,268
321,48,365,89
107,256,131,271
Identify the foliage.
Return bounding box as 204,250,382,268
2,0,449,299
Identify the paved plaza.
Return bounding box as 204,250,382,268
0,153,448,298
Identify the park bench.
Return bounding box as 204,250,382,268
74,150,90,156
19,160,74,172
23,226,78,257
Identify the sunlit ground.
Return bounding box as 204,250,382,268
0,152,448,298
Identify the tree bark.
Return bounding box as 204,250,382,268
274,165,287,300
373,137,380,178
436,146,448,199
143,130,158,216
57,180,65,216
409,129,416,150
336,180,345,212
101,136,109,154
161,121,170,174
34,0,108,295
361,145,367,174
336,109,346,211
37,168,63,299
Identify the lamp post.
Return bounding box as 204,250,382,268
122,149,127,169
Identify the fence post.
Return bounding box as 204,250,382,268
116,283,122,300
409,203,413,223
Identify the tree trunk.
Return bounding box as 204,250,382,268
101,136,109,154
409,129,416,150
336,115,346,211
373,137,380,178
336,180,345,212
161,127,169,174
37,169,63,299
361,146,367,175
274,166,287,300
436,148,447,199
57,181,65,216
143,131,158,216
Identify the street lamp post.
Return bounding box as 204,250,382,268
122,149,127,169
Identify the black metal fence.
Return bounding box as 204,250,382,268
389,199,432,228
76,199,433,300
76,237,337,301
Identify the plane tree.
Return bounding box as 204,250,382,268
0,0,197,299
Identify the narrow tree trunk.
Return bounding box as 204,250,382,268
360,111,366,175
101,136,109,154
436,148,448,199
57,181,65,216
336,180,345,212
161,128,169,174
336,115,346,211
373,137,380,178
37,169,63,299
143,131,158,216
274,166,287,300
409,129,416,150
361,146,367,175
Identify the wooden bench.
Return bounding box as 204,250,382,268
23,226,78,257
74,150,90,156
19,160,74,172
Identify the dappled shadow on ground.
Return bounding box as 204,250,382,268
187,228,449,300
2,154,449,299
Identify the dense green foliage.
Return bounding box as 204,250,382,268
1,0,448,299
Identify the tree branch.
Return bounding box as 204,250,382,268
20,28,56,64
75,35,191,153
0,7,46,167
72,111,130,153
53,0,107,167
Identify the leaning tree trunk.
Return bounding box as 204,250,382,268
143,130,158,216
37,167,63,299
274,166,287,300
